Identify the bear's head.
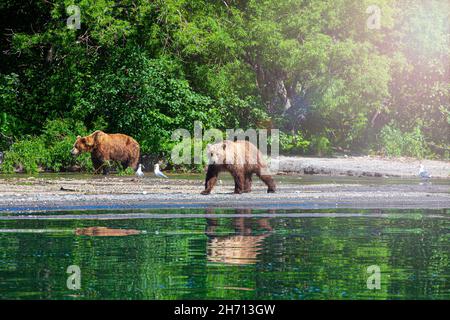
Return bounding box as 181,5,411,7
71,134,95,156
206,141,235,165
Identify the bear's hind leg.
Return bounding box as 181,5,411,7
201,165,219,195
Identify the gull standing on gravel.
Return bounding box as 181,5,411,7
135,164,147,194
154,164,168,178
418,164,431,180
136,164,145,178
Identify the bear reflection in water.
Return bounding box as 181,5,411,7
75,226,141,237
206,209,273,265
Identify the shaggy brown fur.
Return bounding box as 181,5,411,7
201,140,276,195
71,130,140,174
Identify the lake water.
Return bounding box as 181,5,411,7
0,208,449,299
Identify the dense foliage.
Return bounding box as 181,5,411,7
0,0,449,172
1,119,93,173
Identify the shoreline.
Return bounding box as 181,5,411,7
0,174,448,213
0,156,448,213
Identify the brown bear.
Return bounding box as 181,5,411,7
75,226,141,237
71,130,140,174
201,140,276,195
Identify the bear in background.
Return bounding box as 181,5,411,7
71,130,140,174
201,140,276,195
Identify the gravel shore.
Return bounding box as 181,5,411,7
0,157,448,213
0,174,448,213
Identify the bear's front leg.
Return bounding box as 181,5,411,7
231,172,245,194
259,174,276,193
201,165,219,195
91,155,104,175
234,180,240,194
102,165,110,175
243,173,253,193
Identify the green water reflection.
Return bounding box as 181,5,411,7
0,208,449,299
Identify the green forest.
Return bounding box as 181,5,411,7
0,0,449,173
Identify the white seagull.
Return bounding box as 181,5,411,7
154,164,168,178
418,164,431,180
135,164,145,178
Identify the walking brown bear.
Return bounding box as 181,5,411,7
71,130,140,175
201,140,276,195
